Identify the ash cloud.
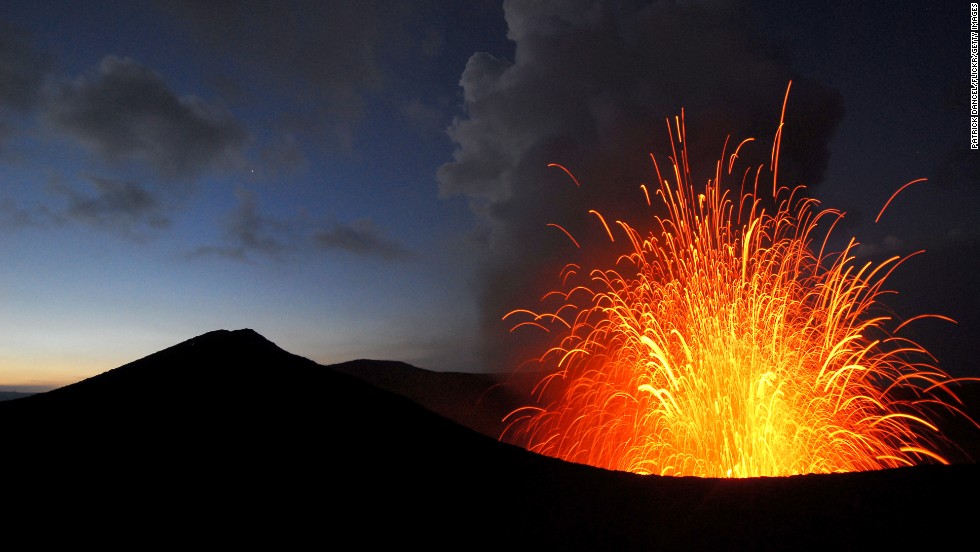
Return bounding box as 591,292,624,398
45,56,247,180
437,0,844,370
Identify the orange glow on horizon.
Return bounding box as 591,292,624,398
501,84,978,477
0,357,98,392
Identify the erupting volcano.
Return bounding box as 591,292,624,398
501,84,976,478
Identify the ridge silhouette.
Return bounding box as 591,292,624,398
2,328,978,549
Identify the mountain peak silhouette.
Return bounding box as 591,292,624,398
2,328,315,411
2,328,978,549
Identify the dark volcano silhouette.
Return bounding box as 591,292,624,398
2,329,978,549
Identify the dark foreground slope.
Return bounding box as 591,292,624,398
2,329,978,550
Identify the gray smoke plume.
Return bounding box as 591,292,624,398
437,0,843,371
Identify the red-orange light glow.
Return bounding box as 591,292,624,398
501,87,977,477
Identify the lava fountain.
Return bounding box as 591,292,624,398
500,84,976,477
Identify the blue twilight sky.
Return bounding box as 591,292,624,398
1,1,978,391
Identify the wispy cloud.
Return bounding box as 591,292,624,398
0,198,52,229
186,188,290,261
49,175,169,238
1,29,248,240
313,218,412,260
186,188,412,263
225,189,289,257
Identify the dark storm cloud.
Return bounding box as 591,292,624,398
437,0,844,369
314,219,412,261
45,56,247,180
50,176,169,237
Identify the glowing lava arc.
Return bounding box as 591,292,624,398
500,88,976,478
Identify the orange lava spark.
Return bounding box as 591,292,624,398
501,86,976,477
